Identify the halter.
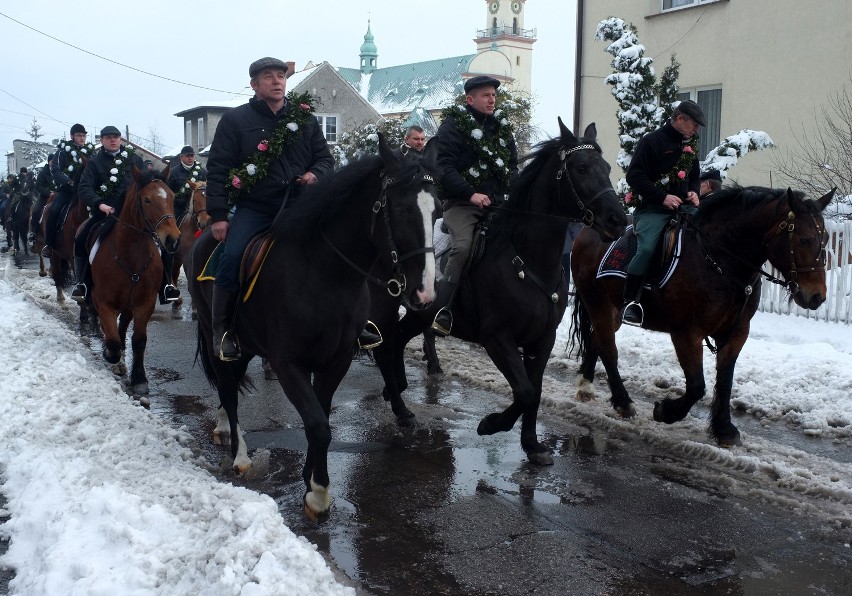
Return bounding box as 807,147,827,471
556,143,619,234
109,180,178,254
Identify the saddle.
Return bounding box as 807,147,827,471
197,232,275,303
597,217,686,289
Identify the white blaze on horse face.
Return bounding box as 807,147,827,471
155,186,168,201
416,190,437,303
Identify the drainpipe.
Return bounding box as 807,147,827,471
573,0,585,135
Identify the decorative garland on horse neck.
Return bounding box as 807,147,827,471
440,104,515,190
227,91,316,204
58,139,95,175
97,144,136,200
624,134,699,207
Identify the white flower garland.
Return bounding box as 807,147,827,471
98,145,136,199
58,139,95,175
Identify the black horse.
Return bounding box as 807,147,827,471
570,186,834,446
4,175,35,256
189,135,441,517
370,119,628,465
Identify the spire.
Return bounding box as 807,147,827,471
359,20,378,74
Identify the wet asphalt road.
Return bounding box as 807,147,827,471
4,252,852,595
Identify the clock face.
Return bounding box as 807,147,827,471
489,1,500,14
511,1,522,14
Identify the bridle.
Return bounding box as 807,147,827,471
178,184,208,230
322,169,437,304
556,143,619,236
109,180,177,254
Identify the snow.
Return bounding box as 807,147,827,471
0,270,353,594
2,249,852,592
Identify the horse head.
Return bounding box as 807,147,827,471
188,180,211,230
377,133,441,308
130,165,180,254
557,117,627,241
767,187,835,310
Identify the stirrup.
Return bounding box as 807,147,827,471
621,301,643,327
431,307,453,337
218,331,241,361
358,320,383,350
161,284,180,303
40,245,52,258
71,283,87,303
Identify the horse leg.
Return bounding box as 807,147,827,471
127,308,153,394
374,311,422,425
99,307,123,365
653,332,705,425
709,329,748,447
517,338,557,465
422,329,442,375
212,357,252,447
590,307,636,418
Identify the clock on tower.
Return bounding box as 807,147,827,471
489,1,500,14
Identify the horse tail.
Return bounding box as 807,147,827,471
568,294,591,361
195,322,218,388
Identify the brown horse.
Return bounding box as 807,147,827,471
170,180,210,316
89,166,180,394
570,186,834,446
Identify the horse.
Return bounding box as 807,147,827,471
369,119,628,466
171,180,210,317
88,166,180,394
3,175,35,256
569,185,835,446
189,135,440,517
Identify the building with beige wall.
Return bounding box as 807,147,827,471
575,0,852,187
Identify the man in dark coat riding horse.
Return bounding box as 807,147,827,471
167,145,208,220
72,126,179,304
621,99,704,327
431,75,519,336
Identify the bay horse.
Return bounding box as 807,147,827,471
171,180,210,317
89,166,180,394
4,175,35,256
189,135,441,517
370,119,628,465
570,186,834,446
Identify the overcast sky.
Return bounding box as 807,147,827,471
0,0,576,166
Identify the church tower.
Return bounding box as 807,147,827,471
467,0,536,93
359,20,378,74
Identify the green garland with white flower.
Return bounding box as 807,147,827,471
440,103,515,189
97,144,136,199
58,139,95,176
174,162,202,203
624,134,699,208
227,91,316,204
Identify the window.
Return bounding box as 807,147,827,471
663,0,717,10
185,120,192,146
197,117,205,148
676,88,722,160
315,115,338,143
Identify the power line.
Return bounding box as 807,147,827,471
0,11,248,96
0,88,67,127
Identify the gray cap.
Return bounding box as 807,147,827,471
464,75,500,94
100,125,121,137
675,100,706,126
700,169,722,182
249,57,290,78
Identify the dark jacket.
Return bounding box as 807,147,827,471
35,165,54,199
206,96,334,222
52,141,92,192
167,160,208,211
436,104,518,209
626,121,700,206
78,146,146,214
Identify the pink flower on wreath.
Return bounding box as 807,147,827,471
683,145,695,154
677,170,686,179
300,103,311,110
231,175,242,188
257,141,269,152
625,191,634,204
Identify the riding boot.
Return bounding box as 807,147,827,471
357,320,383,350
621,273,645,327
71,256,88,303
212,286,240,361
158,255,180,304
431,279,459,337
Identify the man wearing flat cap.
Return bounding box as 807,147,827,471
205,56,334,360
699,168,722,197
71,125,156,303
621,99,705,326
430,74,518,336
167,145,207,220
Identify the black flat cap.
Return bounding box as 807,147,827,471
675,99,706,126
100,125,121,137
70,123,87,135
180,145,195,156
249,57,290,78
700,169,722,182
464,75,501,94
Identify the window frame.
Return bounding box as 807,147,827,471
661,0,719,13
314,114,339,144
197,117,205,148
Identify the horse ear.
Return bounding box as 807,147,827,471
558,117,578,145
582,123,598,142
422,136,439,165
131,165,143,182
816,187,836,211
161,163,170,180
377,132,402,174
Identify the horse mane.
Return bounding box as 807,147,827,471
509,137,564,213
694,185,810,225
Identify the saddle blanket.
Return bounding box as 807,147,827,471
596,224,683,289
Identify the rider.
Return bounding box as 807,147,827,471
33,154,55,240
621,99,704,326
431,75,518,336
400,125,426,157
206,57,337,361
73,125,172,303
41,124,94,258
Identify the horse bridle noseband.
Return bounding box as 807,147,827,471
322,170,437,303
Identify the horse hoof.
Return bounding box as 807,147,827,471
213,431,231,446
304,485,331,518
396,412,416,428
716,431,742,448
136,396,151,408
130,382,149,395
264,369,277,381
616,403,636,419
477,412,513,436
233,460,252,475
526,450,554,466
103,349,120,365
39,270,47,277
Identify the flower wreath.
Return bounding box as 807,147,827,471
174,161,202,203
58,139,95,176
227,91,316,203
440,104,515,189
97,144,136,199
625,135,699,207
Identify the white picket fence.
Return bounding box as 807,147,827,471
758,219,852,324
